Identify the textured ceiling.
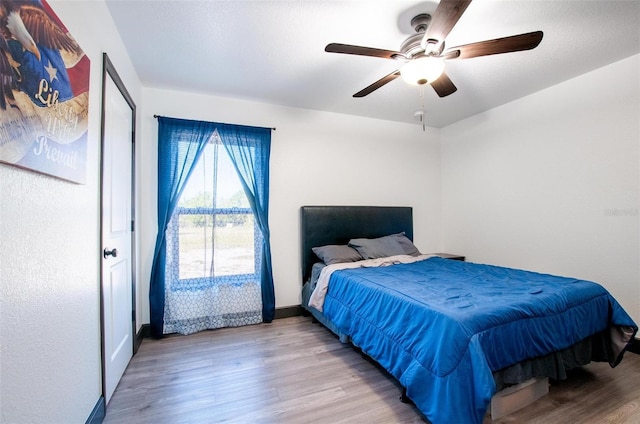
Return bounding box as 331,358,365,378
105,0,640,128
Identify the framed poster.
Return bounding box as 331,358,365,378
0,0,90,184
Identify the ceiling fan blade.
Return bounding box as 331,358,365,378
353,70,402,97
441,50,461,60
325,43,405,60
431,72,457,97
423,0,472,46
445,31,544,59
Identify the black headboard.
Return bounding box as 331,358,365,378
300,206,413,283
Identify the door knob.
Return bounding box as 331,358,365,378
103,248,118,258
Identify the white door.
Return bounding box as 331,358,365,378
101,59,135,405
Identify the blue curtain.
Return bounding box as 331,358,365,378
215,124,275,322
149,117,274,337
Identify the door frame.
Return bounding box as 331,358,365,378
99,52,137,405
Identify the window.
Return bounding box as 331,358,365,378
166,134,262,290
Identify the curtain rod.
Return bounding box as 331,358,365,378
153,114,275,131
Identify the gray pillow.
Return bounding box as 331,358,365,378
312,245,363,265
348,233,421,259
348,235,406,259
394,232,421,256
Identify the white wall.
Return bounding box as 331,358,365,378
441,54,640,325
0,1,141,422
138,88,442,321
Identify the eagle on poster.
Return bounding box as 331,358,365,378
0,0,86,110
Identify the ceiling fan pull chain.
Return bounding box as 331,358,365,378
419,86,426,131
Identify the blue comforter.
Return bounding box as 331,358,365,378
321,256,637,424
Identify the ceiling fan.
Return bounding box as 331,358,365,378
325,0,543,98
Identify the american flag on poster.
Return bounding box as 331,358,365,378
0,0,90,184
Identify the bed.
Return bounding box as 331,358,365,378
300,205,637,424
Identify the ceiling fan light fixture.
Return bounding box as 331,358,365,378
400,56,445,86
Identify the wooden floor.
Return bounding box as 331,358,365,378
104,316,640,424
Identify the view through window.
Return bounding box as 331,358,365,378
166,136,261,290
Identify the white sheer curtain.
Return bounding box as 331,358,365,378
163,132,262,335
